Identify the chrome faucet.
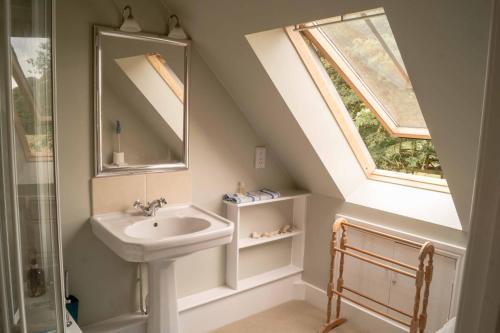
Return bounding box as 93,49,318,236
133,198,167,216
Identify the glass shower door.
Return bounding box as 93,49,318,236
0,0,65,332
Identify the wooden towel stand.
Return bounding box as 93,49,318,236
320,218,435,333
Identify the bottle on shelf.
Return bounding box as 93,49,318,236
27,257,46,297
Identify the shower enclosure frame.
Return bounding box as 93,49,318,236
0,0,67,331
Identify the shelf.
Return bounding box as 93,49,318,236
224,189,308,294
238,265,303,289
178,265,303,312
223,190,310,208
239,230,303,249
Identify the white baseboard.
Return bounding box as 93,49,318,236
82,313,147,333
181,274,303,333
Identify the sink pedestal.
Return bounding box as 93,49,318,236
148,260,179,333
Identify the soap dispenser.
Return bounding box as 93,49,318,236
237,181,246,194
27,258,46,297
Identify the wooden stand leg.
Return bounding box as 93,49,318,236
411,242,434,333
325,226,338,323
320,220,348,333
419,245,434,333
410,261,424,332
335,225,347,319
319,318,347,333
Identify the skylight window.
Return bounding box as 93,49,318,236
287,8,447,191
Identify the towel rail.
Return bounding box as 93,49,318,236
320,218,435,333
342,286,412,318
341,221,423,248
333,247,417,279
331,289,410,327
345,244,418,272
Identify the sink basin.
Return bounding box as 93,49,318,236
91,204,234,262
125,217,211,240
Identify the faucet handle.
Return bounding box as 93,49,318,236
159,198,167,206
133,200,142,209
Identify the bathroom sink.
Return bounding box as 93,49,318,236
91,204,234,262
91,203,234,333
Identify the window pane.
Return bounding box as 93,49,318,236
312,43,444,179
321,13,427,129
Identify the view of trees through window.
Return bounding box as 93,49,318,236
313,46,444,179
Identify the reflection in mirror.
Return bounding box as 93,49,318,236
11,38,54,161
95,27,189,176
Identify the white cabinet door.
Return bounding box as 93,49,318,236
388,242,456,333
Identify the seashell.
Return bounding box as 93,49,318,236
263,232,273,237
279,224,292,234
250,232,262,239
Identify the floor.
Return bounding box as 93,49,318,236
210,301,359,333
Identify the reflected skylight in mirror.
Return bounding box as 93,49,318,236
10,37,53,160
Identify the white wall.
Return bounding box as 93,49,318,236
56,0,293,325
456,0,500,331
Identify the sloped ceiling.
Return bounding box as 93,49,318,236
164,0,491,226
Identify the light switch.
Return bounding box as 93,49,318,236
255,147,266,169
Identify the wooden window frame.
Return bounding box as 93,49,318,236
146,53,184,103
285,26,448,193
302,26,430,140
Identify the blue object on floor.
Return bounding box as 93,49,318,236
66,295,79,323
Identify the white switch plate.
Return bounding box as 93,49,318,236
255,147,266,169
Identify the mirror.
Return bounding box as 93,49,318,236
94,26,189,176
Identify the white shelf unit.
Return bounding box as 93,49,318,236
224,190,310,290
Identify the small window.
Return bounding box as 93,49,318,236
286,8,447,192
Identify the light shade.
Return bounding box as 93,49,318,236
120,6,141,33
168,26,188,39
167,15,188,39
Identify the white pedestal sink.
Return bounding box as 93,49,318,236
91,204,234,333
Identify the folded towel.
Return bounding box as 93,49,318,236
223,188,281,204
260,188,281,199
246,191,273,201
222,193,255,204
